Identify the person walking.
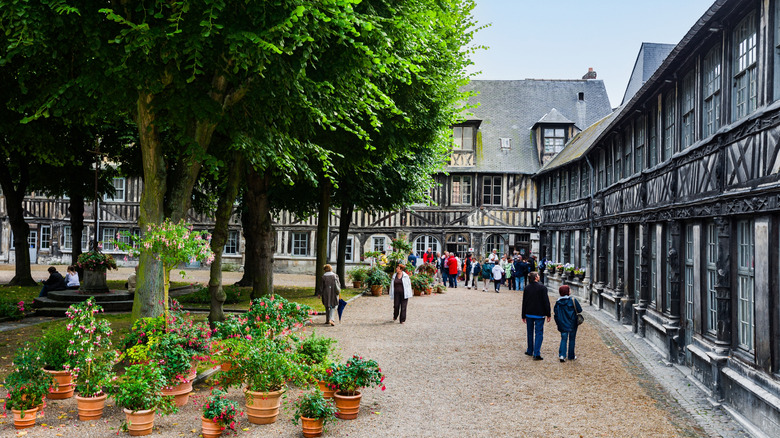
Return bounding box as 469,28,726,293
318,264,341,326
501,255,510,287
389,263,413,324
554,285,582,362
522,271,551,360
491,262,503,293
481,260,492,292
463,253,473,289
470,258,481,290
447,252,459,288
514,256,529,291
440,252,449,286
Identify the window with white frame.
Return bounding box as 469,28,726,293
706,222,718,334
580,162,589,198
224,230,239,255
580,230,589,276
104,177,126,202
543,128,566,154
736,219,754,351
485,234,505,258
344,236,354,262
414,235,440,257
102,227,116,251
685,224,695,335
733,11,757,122
372,236,386,253
499,138,511,150
40,225,52,250
607,228,613,286
292,232,308,256
482,176,501,206
703,45,722,137
452,126,474,150
681,71,696,149
63,226,90,250
551,232,559,263
663,91,675,161
451,176,472,205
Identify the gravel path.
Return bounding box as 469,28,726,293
0,282,711,437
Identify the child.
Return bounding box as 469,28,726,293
553,285,583,362
469,258,481,290
491,262,503,293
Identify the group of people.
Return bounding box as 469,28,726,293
38,265,80,297
417,248,538,294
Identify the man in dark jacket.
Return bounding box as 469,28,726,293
522,272,551,360
38,266,67,297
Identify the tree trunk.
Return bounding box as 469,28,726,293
132,91,166,321
246,167,274,299
207,153,244,326
234,193,255,287
69,194,85,272
336,202,354,288
314,181,331,295
0,160,36,286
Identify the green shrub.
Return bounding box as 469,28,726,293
39,325,73,370
0,298,25,320
177,286,243,305
292,390,337,424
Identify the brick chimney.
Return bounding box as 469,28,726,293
582,67,597,79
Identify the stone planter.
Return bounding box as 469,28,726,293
81,269,109,294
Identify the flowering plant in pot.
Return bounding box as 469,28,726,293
409,273,433,295
347,266,368,288
294,333,338,397
4,344,53,428
201,388,241,438
39,325,75,399
108,364,176,436
329,355,385,420
244,295,313,338
291,390,338,438
65,298,117,421
76,250,118,271
364,267,390,296
149,332,195,407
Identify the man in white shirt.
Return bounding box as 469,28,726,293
488,249,499,264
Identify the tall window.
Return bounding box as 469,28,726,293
372,236,386,253
40,225,51,250
569,166,578,200
703,45,722,137
344,236,354,262
605,146,613,186
562,232,571,264
648,110,658,167
544,177,551,204
63,226,89,250
663,91,675,161
543,128,566,153
736,220,754,351
451,176,472,205
224,230,239,255
453,126,474,150
292,232,309,256
580,162,589,197
614,139,622,181
634,226,641,303
104,177,126,202
623,129,632,177
485,234,505,257
580,230,589,275
482,176,501,206
560,171,568,202
681,71,696,149
551,175,559,203
733,12,757,121
664,226,673,313
634,116,645,172
684,225,694,333
597,150,605,190
607,228,614,285
551,232,559,262
706,223,718,333
414,235,440,257
650,227,657,307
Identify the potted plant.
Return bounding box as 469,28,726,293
433,284,447,294
409,273,433,296
39,325,74,399
201,388,241,438
564,263,575,279
109,364,176,436
347,266,368,289
416,263,436,277
364,266,390,296
150,332,195,407
65,298,117,421
225,339,305,425
296,333,338,398
292,390,338,438
329,355,385,420
574,268,585,281
5,345,53,429
76,250,118,293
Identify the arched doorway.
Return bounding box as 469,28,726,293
413,235,441,257
446,234,469,257
485,234,506,257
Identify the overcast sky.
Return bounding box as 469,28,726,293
467,0,715,107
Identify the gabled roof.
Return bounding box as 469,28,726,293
452,80,613,174
621,42,675,105
534,108,575,127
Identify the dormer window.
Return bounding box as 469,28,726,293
543,128,566,154
453,126,474,150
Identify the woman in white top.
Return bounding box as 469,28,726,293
389,264,413,324
65,265,80,290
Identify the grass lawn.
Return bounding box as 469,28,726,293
177,285,364,312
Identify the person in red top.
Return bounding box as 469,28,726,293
422,248,434,264
447,253,459,288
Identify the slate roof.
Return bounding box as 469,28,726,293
451,80,613,174
534,108,574,127
620,43,675,106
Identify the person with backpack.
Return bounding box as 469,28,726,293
481,260,492,292
553,285,583,362
491,262,504,293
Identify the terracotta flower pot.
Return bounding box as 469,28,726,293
370,285,383,297
201,416,224,438
412,288,422,296
220,361,233,372
162,379,193,407
301,416,324,438
12,408,37,429
352,281,363,289
245,389,284,425
317,380,335,399
333,391,362,420
75,392,107,421
44,368,74,399
425,287,432,295
124,408,155,436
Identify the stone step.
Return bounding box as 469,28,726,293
37,290,134,304
33,296,134,314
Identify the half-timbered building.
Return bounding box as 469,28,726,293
536,0,780,432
